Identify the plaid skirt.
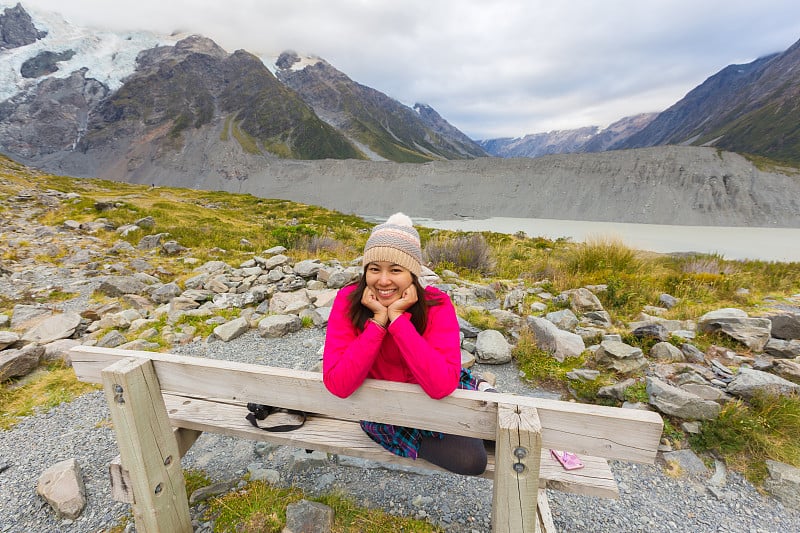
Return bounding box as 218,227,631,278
359,368,481,459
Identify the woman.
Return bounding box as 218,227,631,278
323,213,488,475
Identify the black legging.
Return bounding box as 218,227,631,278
418,433,487,476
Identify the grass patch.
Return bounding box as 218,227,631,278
0,362,99,430
689,392,800,484
513,331,585,388
424,232,496,275
205,481,442,533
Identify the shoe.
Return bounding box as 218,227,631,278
477,380,498,393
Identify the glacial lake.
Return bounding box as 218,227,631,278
414,217,800,263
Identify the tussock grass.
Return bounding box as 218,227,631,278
424,232,496,275
690,393,800,484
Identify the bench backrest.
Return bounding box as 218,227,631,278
71,346,662,464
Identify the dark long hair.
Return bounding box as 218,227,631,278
346,269,441,335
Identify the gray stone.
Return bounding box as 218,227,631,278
662,449,709,477
726,367,800,399
650,341,685,362
258,315,302,338
646,377,721,420
97,276,150,297
294,259,323,278
698,308,772,351
269,290,311,314
0,330,20,350
42,339,81,363
97,330,128,348
583,310,613,328
284,499,334,533
264,254,290,270
545,309,578,331
764,460,800,510
0,343,43,380
36,458,86,520
659,293,679,309
680,383,733,402
161,240,187,255
594,340,647,374
21,312,81,344
10,304,51,328
773,359,800,383
596,378,637,401
188,480,238,505
458,317,481,338
526,316,585,362
767,312,800,340
567,287,604,313
137,233,167,250
764,338,800,359
681,343,706,364
632,322,670,342
151,282,182,304
0,314,9,328
474,329,512,364
212,317,250,342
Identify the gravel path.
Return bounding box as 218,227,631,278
2,326,800,533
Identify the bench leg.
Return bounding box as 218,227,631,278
492,403,542,532
102,357,192,533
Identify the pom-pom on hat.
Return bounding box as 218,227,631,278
362,213,422,276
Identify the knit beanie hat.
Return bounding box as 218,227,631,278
362,213,422,276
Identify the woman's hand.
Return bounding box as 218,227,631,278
361,287,389,326
388,284,417,322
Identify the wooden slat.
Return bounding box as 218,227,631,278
161,393,619,499
71,346,662,463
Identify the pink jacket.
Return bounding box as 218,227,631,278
323,284,462,399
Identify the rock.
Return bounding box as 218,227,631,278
679,383,733,402
42,339,81,363
773,359,800,383
458,317,481,338
766,312,800,340
764,460,800,510
583,310,612,328
659,293,679,309
294,259,323,278
10,303,51,328
681,343,706,364
161,240,187,255
726,367,800,399
96,330,128,348
0,343,43,380
698,308,772,351
151,282,183,304
137,233,167,250
631,323,670,342
526,316,585,362
188,480,238,505
264,254,290,270
258,315,302,338
596,378,638,401
97,276,150,297
0,330,20,350
646,377,721,420
270,291,312,314
21,312,81,344
545,309,578,331
36,458,87,520
650,341,685,362
566,287,604,313
594,340,647,374
764,338,800,359
474,330,512,364
212,317,250,342
284,499,334,533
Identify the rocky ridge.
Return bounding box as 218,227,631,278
1,183,800,531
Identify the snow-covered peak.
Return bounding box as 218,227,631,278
264,50,323,75
0,4,181,101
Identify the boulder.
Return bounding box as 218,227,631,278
270,291,312,314
96,330,128,348
474,330,512,364
0,330,20,350
764,460,800,510
726,368,800,399
545,309,578,332
772,359,800,385
764,338,800,359
594,340,647,374
97,276,150,297
294,259,323,278
526,316,585,362
766,312,800,340
258,315,302,338
36,458,87,520
284,499,334,533
566,287,604,313
698,308,771,351
631,323,670,342
650,342,685,362
646,377,721,420
151,282,182,304
21,313,81,344
212,317,250,342
0,344,44,380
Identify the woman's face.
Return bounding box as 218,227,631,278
364,261,414,306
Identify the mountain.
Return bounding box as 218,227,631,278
479,113,657,158
615,37,800,164
273,51,487,162
0,3,483,173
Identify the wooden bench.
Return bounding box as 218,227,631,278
70,346,663,533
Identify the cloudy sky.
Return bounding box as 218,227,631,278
16,0,800,139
